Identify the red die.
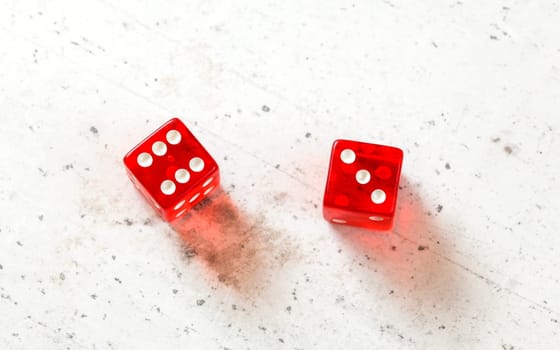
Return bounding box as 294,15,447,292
123,118,220,221
323,139,403,231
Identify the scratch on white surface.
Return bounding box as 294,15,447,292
394,230,560,317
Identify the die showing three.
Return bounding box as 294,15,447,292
123,119,403,230
322,140,403,231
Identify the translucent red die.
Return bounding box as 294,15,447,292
323,139,403,231
123,118,220,221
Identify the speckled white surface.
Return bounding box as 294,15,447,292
1,1,560,349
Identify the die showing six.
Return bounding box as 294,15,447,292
123,118,403,230
123,118,220,221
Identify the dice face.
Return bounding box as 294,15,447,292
123,118,220,221
323,139,403,231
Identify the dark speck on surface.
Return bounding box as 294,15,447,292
445,162,451,170
278,338,284,343
418,245,428,251
184,247,198,259
391,246,397,251
114,277,122,283
437,204,443,213
492,137,501,143
38,215,44,221
490,35,498,40
261,105,270,112
0,264,3,270
16,241,23,247
193,197,213,211
172,289,178,294
111,255,116,260
90,126,98,135
305,132,311,138
59,272,66,280
504,146,513,155
196,299,205,306
275,164,280,169
124,218,133,226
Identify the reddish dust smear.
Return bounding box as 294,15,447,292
171,188,295,294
